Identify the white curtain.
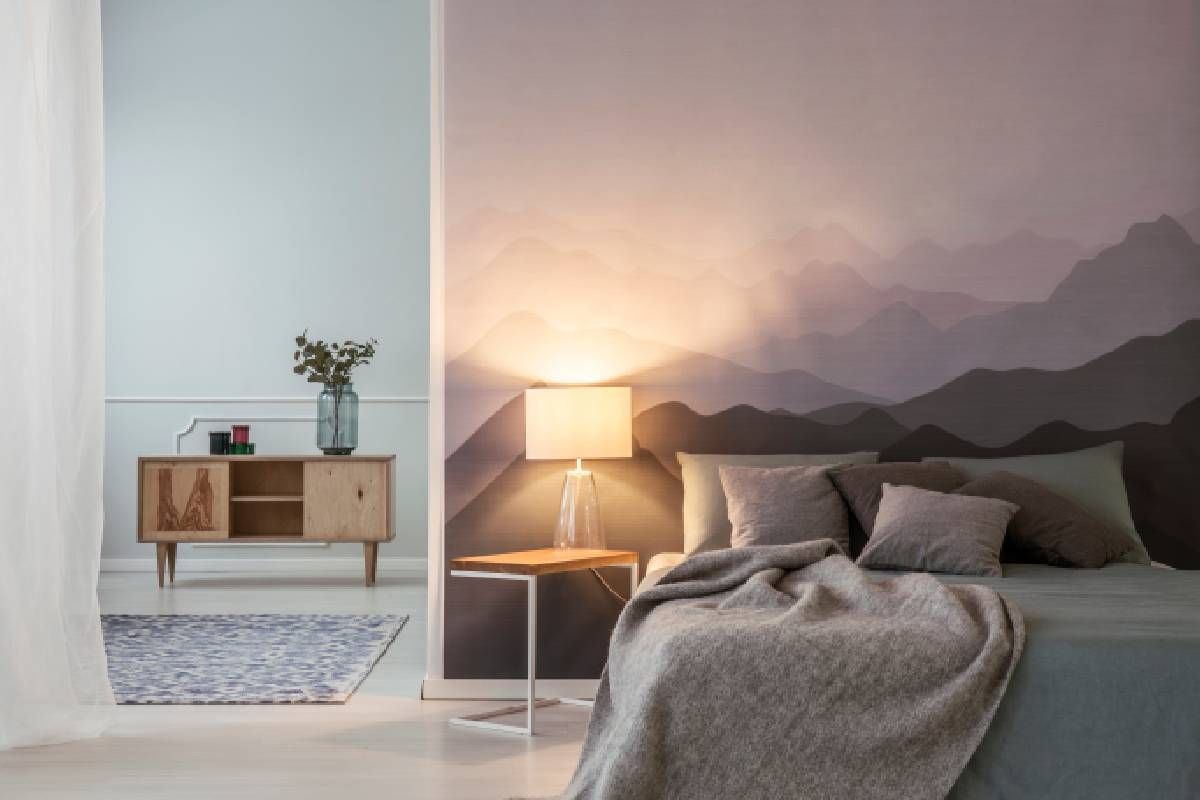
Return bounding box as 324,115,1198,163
0,0,114,749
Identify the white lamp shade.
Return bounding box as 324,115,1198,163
525,386,633,461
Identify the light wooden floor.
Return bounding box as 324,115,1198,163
0,571,588,799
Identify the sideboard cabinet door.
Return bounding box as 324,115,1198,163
302,461,389,541
139,461,230,541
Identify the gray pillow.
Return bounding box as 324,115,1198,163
678,451,878,554
829,461,968,537
953,471,1134,568
928,442,1150,565
857,483,1019,577
718,465,849,553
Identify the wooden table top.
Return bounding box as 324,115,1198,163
450,548,638,576
138,455,395,462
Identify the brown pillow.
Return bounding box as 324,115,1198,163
718,465,850,553
830,462,968,553
953,471,1133,568
857,483,1018,577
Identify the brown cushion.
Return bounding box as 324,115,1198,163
718,465,850,553
830,462,968,553
857,483,1018,577
953,471,1133,568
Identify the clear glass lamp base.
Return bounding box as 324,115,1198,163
553,463,606,550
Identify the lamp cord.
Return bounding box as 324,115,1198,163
590,568,630,603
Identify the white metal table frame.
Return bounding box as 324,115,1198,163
448,561,639,736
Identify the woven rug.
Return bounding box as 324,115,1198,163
102,613,407,704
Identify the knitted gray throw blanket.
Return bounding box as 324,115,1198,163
560,541,1024,800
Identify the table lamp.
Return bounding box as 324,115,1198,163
525,386,632,549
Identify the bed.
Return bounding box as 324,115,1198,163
641,552,1200,799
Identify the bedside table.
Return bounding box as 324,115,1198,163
448,547,639,735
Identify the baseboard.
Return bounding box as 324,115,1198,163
101,556,427,575
422,678,600,700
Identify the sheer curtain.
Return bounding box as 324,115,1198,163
0,0,114,749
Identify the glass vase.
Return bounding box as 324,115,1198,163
317,382,358,455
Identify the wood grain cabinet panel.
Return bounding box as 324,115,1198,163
302,461,389,541
139,462,230,541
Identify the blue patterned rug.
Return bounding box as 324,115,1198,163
102,614,407,704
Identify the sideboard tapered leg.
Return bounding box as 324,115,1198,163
364,542,378,587
156,543,168,588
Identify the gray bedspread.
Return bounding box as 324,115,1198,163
562,541,1024,800
638,557,1200,799
938,564,1200,800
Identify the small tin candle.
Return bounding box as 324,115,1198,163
231,424,250,445
209,431,231,454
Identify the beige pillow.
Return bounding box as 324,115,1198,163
857,483,1018,577
678,451,879,554
719,465,849,553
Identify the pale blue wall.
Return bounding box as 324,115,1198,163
101,0,430,562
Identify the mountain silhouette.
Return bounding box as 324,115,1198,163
864,229,1098,301
736,223,883,277
447,235,1009,359
806,319,1200,446
446,311,678,452
632,402,910,478
738,215,1200,399
446,312,888,453
449,207,885,286
733,302,946,399
618,353,890,421
449,206,1097,304
447,237,756,358
1178,206,1200,243
443,391,525,521
948,215,1200,372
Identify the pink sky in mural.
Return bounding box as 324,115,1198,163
446,0,1200,257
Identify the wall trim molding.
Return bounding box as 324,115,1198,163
105,396,429,404
421,678,599,701
101,556,427,574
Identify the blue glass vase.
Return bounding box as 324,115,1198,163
317,382,358,455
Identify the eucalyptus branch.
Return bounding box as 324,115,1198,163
292,330,378,385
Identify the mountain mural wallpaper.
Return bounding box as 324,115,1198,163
442,0,1200,678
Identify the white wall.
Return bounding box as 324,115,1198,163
101,0,430,568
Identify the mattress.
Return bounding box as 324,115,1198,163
640,554,1200,799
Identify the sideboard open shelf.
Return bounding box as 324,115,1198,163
138,455,394,586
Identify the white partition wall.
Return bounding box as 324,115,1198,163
426,0,446,684
425,0,1200,695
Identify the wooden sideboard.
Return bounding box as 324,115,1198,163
137,455,395,586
